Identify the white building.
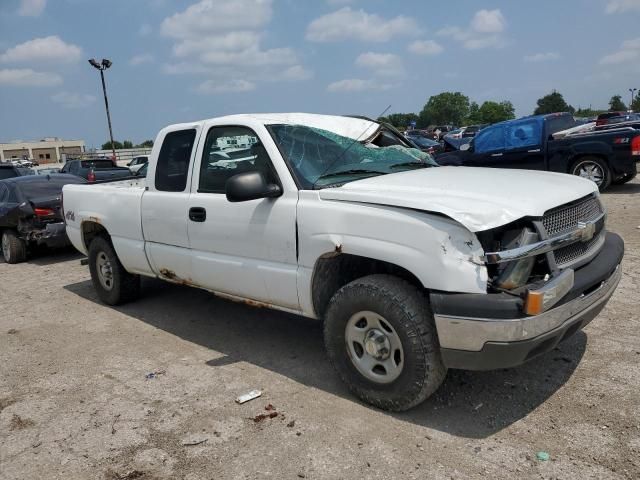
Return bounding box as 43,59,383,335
0,138,85,164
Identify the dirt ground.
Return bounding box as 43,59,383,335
1,178,639,480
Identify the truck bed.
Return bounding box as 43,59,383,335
62,182,153,276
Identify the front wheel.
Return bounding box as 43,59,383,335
324,274,447,411
88,236,140,305
571,157,611,191
1,230,27,264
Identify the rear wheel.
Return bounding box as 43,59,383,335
324,274,446,411
571,157,611,191
88,236,140,305
1,230,27,264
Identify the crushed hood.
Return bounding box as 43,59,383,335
318,166,598,232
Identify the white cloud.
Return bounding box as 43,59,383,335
524,52,560,63
51,92,96,109
327,78,392,92
306,7,420,42
0,36,82,64
355,52,404,77
159,0,309,90
437,9,506,50
129,53,155,66
326,0,356,4
196,79,256,94
18,0,46,16
600,49,639,64
408,40,443,55
0,68,62,87
161,0,272,38
600,37,640,64
605,0,640,13
139,24,152,36
470,9,506,33
277,65,313,81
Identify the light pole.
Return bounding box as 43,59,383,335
630,88,638,112
89,58,116,161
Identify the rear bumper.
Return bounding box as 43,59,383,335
25,222,69,248
431,232,623,370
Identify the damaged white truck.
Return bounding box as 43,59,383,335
62,113,624,411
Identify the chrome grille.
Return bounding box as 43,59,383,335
553,233,603,267
542,195,603,236
541,195,605,268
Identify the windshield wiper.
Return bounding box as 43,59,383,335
316,168,385,180
388,161,430,169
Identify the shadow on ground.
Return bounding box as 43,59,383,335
64,277,586,439
604,182,640,195
26,246,83,266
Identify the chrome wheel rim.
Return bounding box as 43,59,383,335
575,162,604,186
1,234,9,260
96,251,114,291
345,311,404,384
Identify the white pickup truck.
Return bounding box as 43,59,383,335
62,113,624,411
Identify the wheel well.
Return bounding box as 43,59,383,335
311,253,423,319
81,221,108,251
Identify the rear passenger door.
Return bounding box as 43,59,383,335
141,126,200,281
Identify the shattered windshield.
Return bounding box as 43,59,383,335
268,124,438,189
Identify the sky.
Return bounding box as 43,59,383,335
0,0,639,148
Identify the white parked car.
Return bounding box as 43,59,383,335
62,113,623,411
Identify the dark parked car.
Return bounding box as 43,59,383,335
436,112,640,189
0,174,86,263
0,164,35,179
595,111,640,127
60,159,132,182
407,135,444,155
461,124,488,137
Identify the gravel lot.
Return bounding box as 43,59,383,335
1,178,639,480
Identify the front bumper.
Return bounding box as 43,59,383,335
431,232,623,370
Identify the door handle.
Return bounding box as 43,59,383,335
527,148,541,153
189,207,206,222
491,153,503,157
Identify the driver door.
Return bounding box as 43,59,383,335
186,123,299,309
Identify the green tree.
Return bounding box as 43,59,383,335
533,90,575,115
378,113,419,130
101,140,123,150
122,140,134,149
609,95,627,111
574,107,605,118
137,139,154,148
418,92,470,127
476,100,515,124
466,101,482,124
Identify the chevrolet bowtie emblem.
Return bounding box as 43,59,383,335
577,221,596,242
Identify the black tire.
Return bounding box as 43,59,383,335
1,229,27,264
324,274,446,411
570,156,611,191
88,235,140,305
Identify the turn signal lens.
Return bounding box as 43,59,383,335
524,291,544,315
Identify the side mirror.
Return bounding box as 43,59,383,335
225,171,282,203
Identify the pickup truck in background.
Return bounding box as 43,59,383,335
436,112,640,189
60,159,132,183
62,113,623,411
